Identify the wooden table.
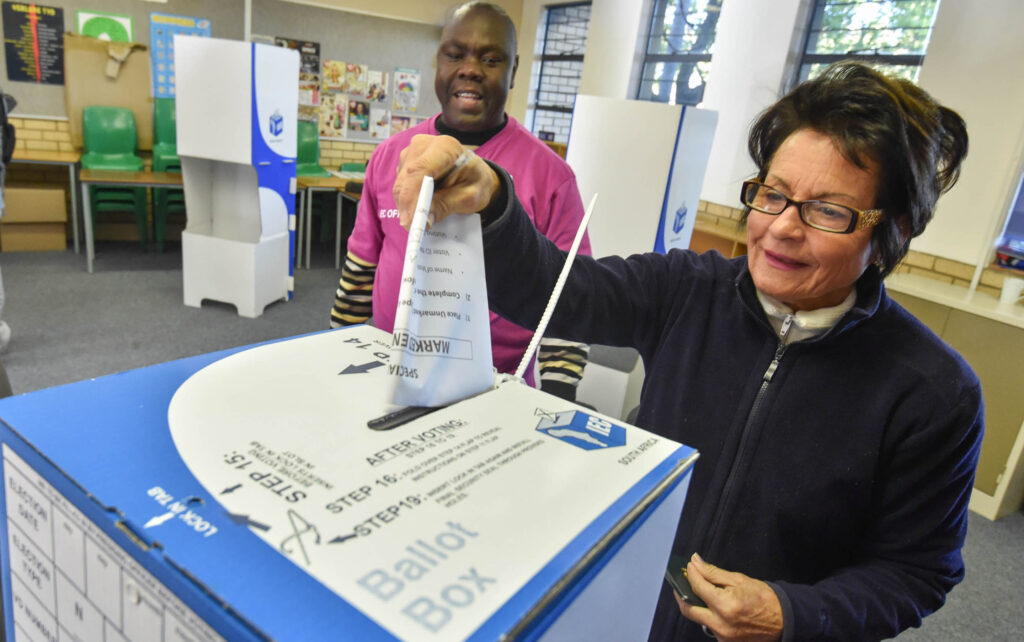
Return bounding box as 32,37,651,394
78,169,183,273
295,175,362,270
10,149,82,252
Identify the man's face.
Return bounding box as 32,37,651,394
435,8,518,132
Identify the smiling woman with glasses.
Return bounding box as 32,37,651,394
392,61,979,642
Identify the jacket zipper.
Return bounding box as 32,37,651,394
704,315,793,550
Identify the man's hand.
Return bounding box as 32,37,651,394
674,553,784,641
394,134,500,229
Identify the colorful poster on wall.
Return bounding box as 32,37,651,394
2,2,64,85
276,37,320,122
343,62,367,98
322,59,344,92
390,115,411,135
348,99,369,132
76,10,133,42
366,70,388,103
393,68,420,113
318,92,347,139
150,12,212,98
370,106,390,139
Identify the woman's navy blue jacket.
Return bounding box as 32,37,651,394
480,167,983,641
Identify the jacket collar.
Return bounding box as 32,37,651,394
734,261,885,342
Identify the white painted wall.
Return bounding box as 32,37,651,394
577,0,647,99
911,0,1024,266
698,0,803,207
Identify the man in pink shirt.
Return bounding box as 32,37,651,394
331,1,590,399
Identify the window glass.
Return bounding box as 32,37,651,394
528,2,592,144
636,0,723,106
798,0,941,83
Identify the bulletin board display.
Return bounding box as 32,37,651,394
76,9,133,42
255,0,440,145
2,1,64,85
150,12,213,98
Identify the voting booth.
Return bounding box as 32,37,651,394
175,36,299,318
566,96,717,420
566,95,717,259
0,326,697,641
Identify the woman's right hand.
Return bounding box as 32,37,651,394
393,134,500,230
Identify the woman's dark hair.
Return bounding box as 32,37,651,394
747,61,968,276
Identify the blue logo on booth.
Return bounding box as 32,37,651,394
673,204,687,234
536,411,627,451
269,110,284,136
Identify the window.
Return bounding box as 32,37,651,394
636,0,722,106
528,2,592,144
797,0,941,84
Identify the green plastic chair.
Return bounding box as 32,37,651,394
152,98,184,251
296,120,330,177
295,120,331,252
81,106,148,248
339,161,366,173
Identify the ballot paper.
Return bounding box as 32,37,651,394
388,177,494,407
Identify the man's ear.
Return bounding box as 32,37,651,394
510,54,519,89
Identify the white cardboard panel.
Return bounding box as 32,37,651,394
254,43,299,160
175,35,252,164
181,231,289,318
567,96,681,258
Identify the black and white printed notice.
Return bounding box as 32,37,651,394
388,176,494,408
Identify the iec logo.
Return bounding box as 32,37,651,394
269,110,284,136
536,410,626,450
673,205,687,234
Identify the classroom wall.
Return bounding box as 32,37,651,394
698,0,803,208
911,0,1024,266
0,0,245,117
252,0,444,118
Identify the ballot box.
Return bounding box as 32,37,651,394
0,326,697,641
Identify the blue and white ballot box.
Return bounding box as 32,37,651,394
566,95,717,258
0,326,697,641
175,35,298,318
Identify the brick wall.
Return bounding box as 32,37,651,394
696,199,1012,299
318,140,376,170
11,116,75,154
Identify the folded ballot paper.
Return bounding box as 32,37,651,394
387,177,495,408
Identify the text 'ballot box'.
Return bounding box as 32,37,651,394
0,326,696,641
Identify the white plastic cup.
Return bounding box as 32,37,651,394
1000,276,1024,306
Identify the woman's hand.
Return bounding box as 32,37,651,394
674,553,784,641
393,134,500,230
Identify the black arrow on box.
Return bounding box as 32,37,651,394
225,512,271,532
338,360,385,375
329,532,358,544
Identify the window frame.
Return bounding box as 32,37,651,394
794,0,941,85
634,0,722,107
528,1,592,141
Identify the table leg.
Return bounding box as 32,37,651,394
69,164,80,254
295,189,305,269
305,187,313,270
81,181,94,273
335,192,343,270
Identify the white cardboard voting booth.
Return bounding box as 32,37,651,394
566,96,717,419
175,36,298,318
0,326,697,641
566,95,717,259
